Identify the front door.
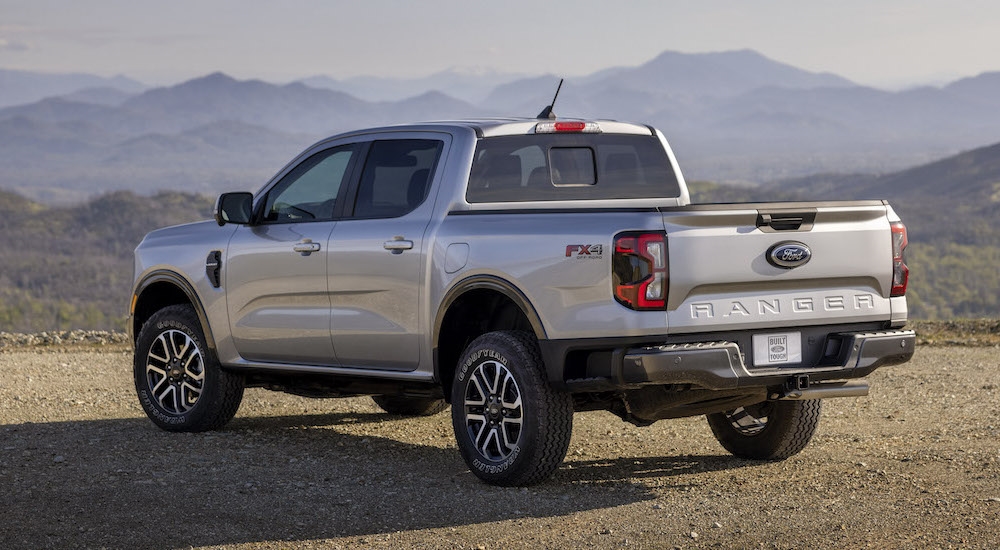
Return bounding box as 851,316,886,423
226,143,359,365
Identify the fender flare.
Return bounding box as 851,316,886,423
433,274,547,351
133,270,217,351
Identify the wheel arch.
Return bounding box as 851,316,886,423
433,275,546,400
131,270,216,351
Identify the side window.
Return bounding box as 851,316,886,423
263,145,357,223
352,139,443,219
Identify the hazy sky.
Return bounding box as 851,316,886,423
1,0,997,88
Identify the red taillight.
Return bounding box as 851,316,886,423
613,232,668,310
890,222,908,297
554,122,586,132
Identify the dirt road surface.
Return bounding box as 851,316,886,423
1,345,998,549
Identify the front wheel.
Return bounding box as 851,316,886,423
133,304,244,432
451,331,573,486
706,399,821,460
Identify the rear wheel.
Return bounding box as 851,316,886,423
451,331,573,486
133,305,244,432
706,399,821,460
371,395,448,416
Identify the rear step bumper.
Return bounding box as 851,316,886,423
564,330,914,394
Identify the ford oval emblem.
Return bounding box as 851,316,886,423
767,241,812,269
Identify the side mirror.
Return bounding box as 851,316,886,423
214,192,253,226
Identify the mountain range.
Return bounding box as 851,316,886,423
4,49,1000,203
0,68,145,109
299,68,527,104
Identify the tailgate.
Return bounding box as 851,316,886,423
661,201,894,334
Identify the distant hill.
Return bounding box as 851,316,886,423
124,73,374,135
768,140,1000,246
59,86,136,106
943,72,1000,109
299,68,527,104
587,49,855,97
0,190,213,331
0,68,144,108
484,50,855,114
843,140,1000,205
0,112,313,203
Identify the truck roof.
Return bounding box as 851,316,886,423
328,118,656,139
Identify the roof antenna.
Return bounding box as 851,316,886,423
536,78,564,119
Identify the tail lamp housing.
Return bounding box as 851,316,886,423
535,121,602,133
613,232,668,310
890,221,908,297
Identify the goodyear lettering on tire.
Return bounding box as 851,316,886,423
472,446,520,474
457,349,508,382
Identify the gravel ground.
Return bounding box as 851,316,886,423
1,345,998,549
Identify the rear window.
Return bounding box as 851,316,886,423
466,134,680,202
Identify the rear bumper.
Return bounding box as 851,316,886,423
555,329,915,393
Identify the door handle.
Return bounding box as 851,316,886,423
293,239,321,255
384,236,414,254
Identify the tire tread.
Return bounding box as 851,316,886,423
507,331,573,486
707,399,821,460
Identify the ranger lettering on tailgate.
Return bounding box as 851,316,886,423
690,293,878,319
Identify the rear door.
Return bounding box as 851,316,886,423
662,201,895,334
327,135,447,371
225,143,360,365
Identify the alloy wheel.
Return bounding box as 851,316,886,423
462,360,524,461
723,402,772,436
144,329,205,414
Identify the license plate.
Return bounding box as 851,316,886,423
752,332,802,366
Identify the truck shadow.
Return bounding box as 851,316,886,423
1,413,746,549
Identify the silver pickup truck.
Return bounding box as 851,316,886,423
129,117,914,486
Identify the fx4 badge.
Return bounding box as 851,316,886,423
565,244,604,259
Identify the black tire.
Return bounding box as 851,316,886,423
450,330,573,486
706,399,821,460
371,395,449,416
133,304,244,432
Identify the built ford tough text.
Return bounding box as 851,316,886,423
129,114,914,486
